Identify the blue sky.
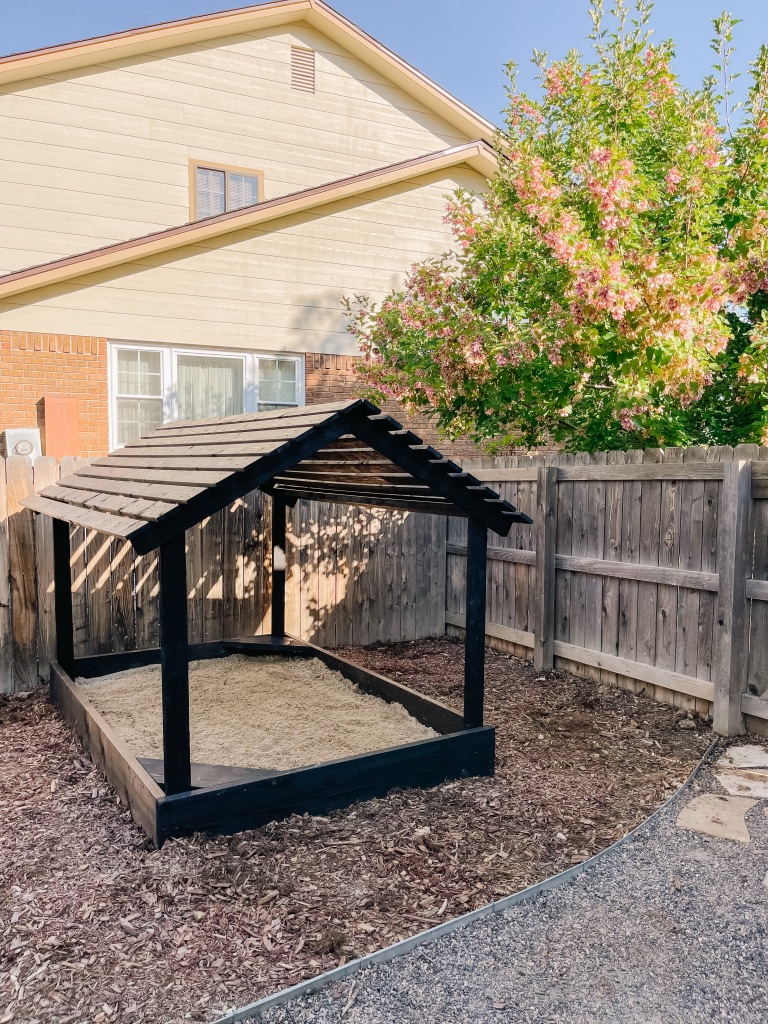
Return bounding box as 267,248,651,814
3,1,768,125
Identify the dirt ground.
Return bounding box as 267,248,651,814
0,638,711,1024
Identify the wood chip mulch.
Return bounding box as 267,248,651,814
1,638,711,1023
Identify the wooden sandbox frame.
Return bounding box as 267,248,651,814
50,638,495,846
27,401,531,846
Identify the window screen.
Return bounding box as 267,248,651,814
115,349,163,445
258,358,298,410
195,167,226,218
194,165,261,219
228,173,260,211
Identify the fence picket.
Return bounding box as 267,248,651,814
0,460,10,693
7,457,37,690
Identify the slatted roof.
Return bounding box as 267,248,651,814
22,400,532,553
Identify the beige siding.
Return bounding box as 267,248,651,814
0,169,485,354
0,23,469,274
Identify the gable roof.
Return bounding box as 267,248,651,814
0,0,496,143
0,142,497,301
21,400,531,553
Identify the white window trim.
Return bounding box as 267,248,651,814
108,341,305,450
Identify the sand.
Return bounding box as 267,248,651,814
76,655,437,771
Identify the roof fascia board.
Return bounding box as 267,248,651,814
0,1,495,142
0,2,311,85
0,143,497,301
302,3,496,142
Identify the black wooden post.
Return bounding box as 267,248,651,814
271,496,287,638
464,518,488,729
159,532,191,795
52,517,74,677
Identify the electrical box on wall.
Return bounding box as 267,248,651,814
2,428,42,460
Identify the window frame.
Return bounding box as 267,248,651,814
189,160,265,221
108,341,305,450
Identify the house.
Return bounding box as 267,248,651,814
0,0,497,457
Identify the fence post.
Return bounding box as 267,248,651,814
713,458,751,735
534,466,557,672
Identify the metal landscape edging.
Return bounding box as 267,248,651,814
213,738,720,1023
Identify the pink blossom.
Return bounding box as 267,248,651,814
665,167,682,192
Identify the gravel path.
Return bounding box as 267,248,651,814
262,765,768,1024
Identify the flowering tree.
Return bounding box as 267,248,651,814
346,2,768,451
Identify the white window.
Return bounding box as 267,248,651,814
192,163,263,220
109,344,304,447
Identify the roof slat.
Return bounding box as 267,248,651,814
20,495,143,538
154,403,361,437
152,400,360,432
77,465,232,487
40,483,177,523
125,422,328,449
92,455,255,471
57,474,205,503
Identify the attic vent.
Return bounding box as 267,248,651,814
291,46,315,93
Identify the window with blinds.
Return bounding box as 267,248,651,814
192,164,263,220
291,47,315,93
109,344,304,447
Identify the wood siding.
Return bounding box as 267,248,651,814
0,169,485,353
0,23,469,274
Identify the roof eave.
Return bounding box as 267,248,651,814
0,142,498,302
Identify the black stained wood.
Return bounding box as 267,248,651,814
349,416,525,535
50,662,161,845
159,532,192,795
464,520,488,729
73,641,229,678
155,726,495,842
302,642,465,734
52,517,74,677
223,636,315,658
139,758,276,789
271,496,286,638
25,400,531,553
271,488,463,517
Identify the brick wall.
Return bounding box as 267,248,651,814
0,331,108,457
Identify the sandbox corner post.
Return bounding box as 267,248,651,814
271,495,287,639
158,530,191,795
464,518,488,729
713,458,751,737
534,465,557,673
52,516,75,678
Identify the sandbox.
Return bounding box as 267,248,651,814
77,655,437,771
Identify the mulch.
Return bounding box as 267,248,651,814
0,638,711,1023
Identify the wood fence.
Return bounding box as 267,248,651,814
445,445,768,734
0,455,445,694
3,446,768,735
